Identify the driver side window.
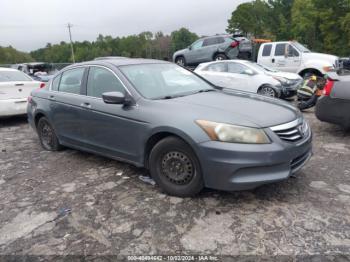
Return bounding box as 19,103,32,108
87,67,125,98
191,40,204,50
288,45,300,57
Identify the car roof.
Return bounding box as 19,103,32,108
201,34,231,40
72,58,171,68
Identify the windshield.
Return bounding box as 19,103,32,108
293,42,311,53
120,63,214,99
0,70,32,82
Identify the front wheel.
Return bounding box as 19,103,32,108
149,137,204,197
214,53,227,61
37,117,62,151
175,56,186,67
258,85,277,98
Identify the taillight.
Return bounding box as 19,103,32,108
231,41,239,48
323,79,335,96
39,82,46,88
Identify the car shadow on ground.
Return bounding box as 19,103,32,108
0,115,28,128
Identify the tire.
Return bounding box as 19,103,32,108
214,53,227,61
175,56,186,67
37,117,62,151
149,136,204,197
258,85,277,98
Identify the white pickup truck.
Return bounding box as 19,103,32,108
257,41,341,77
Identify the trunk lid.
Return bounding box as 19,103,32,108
0,81,41,100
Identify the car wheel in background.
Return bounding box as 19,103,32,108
37,117,62,151
258,85,277,98
149,136,204,197
175,56,186,67
214,53,227,61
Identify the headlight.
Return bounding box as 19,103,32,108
196,120,271,144
273,76,291,85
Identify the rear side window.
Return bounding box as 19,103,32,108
87,67,125,98
274,44,287,56
227,63,247,74
262,44,272,57
51,75,61,91
205,63,227,72
58,68,85,94
203,37,218,47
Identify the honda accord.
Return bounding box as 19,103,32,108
27,58,312,197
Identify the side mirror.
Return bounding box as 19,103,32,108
188,46,192,50
102,91,130,105
243,69,254,75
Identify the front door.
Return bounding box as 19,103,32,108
186,39,205,65
79,66,146,163
284,44,302,72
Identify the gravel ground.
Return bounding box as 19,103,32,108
0,111,349,261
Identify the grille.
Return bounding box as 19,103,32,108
271,119,309,142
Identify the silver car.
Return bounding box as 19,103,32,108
173,35,252,67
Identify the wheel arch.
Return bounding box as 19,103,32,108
34,111,48,128
298,68,323,78
258,84,281,97
143,129,198,169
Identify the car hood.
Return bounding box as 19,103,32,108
303,52,338,65
266,71,302,81
173,48,189,56
161,91,300,128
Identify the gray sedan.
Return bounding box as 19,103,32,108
27,58,312,197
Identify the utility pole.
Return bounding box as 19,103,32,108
67,23,75,63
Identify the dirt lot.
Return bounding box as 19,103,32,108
0,111,350,261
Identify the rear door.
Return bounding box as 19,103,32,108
48,67,88,146
258,43,274,68
0,70,40,101
201,37,223,62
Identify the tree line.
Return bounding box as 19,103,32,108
227,0,350,56
0,0,349,64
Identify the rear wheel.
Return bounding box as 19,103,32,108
149,137,204,197
258,85,277,98
175,56,186,67
37,117,62,151
214,53,227,61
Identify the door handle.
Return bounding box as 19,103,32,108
48,95,55,101
272,58,275,63
15,83,24,86
80,102,91,109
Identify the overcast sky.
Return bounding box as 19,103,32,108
0,0,249,52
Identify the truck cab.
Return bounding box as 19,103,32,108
257,41,340,77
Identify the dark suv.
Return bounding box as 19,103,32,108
172,35,252,67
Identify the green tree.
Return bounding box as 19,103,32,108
227,0,270,37
170,28,198,52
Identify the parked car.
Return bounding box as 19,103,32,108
316,72,350,130
195,60,302,98
0,67,44,117
27,58,312,197
257,41,341,77
172,34,252,67
340,57,350,72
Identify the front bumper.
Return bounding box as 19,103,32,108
196,128,312,191
0,99,28,117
